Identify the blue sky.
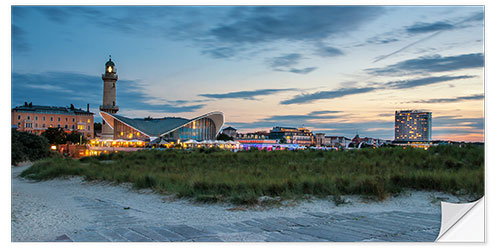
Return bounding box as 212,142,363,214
11,6,484,141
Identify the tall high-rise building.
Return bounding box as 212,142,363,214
99,56,119,139
394,110,432,142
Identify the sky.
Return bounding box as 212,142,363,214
11,5,484,142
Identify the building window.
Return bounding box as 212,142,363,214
35,123,38,128
35,116,38,120
17,122,20,127
65,118,68,122
57,124,60,128
88,126,91,131
27,116,30,120
42,124,45,128
72,125,75,129
50,117,53,121
88,119,90,123
72,118,75,122
65,125,68,129
58,117,61,122
18,115,21,120
43,117,45,121
78,124,85,130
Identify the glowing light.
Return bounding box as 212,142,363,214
50,145,57,150
107,66,113,73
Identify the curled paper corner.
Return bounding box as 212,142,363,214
436,196,484,242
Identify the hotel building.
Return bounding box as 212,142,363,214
269,126,314,146
11,103,94,138
394,110,432,142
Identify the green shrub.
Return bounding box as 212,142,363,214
11,129,51,165
18,145,484,204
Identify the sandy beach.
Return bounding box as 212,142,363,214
11,162,470,242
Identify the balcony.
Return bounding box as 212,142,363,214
99,105,119,112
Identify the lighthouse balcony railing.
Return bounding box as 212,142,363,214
99,105,119,111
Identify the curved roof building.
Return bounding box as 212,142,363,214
99,111,224,142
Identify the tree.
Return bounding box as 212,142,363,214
66,131,87,144
11,128,50,165
216,133,234,141
94,122,102,137
41,127,67,145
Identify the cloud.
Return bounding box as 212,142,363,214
37,7,71,23
199,88,298,100
280,75,475,105
280,87,377,105
11,71,205,114
12,25,30,53
208,6,383,45
367,53,484,76
268,53,317,74
34,6,207,40
433,116,484,131
289,67,318,74
465,12,484,22
373,31,443,63
307,110,341,116
269,53,302,68
373,11,484,63
227,112,342,130
383,75,475,89
366,37,399,45
22,6,384,75
31,6,382,60
408,94,484,104
204,6,383,61
406,21,455,34
201,47,236,59
315,45,344,57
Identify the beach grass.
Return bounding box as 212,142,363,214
20,145,484,205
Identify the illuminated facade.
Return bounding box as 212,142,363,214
11,103,94,138
96,57,224,142
394,110,432,142
269,126,314,146
99,111,224,142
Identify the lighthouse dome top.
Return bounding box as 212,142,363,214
105,58,115,67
